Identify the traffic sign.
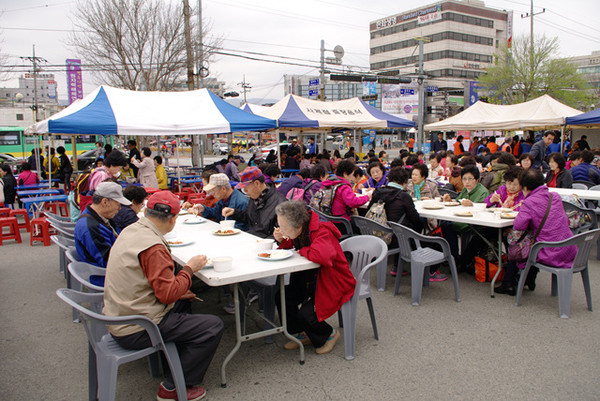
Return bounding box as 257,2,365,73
309,79,319,86
308,89,319,96
427,86,439,92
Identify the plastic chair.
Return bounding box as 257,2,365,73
56,289,188,401
589,185,600,191
351,215,404,291
0,217,22,245
515,229,600,318
43,211,72,222
30,217,52,246
52,224,75,240
562,201,598,235
51,234,76,274
309,207,354,240
338,235,388,360
573,180,595,189
389,222,460,306
66,246,80,264
572,183,589,190
68,262,105,293
9,209,31,232
439,187,458,199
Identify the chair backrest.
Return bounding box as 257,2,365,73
66,246,80,264
340,235,388,295
51,234,75,250
53,224,75,239
68,261,105,292
43,211,71,222
47,216,77,230
561,200,598,234
309,207,354,240
570,229,600,271
588,185,600,191
573,180,595,189
572,183,589,190
388,221,423,260
56,288,167,354
351,215,392,235
439,187,458,199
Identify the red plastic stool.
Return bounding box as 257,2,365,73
43,203,58,215
30,217,51,246
9,209,31,232
0,217,22,245
0,208,11,217
56,201,69,217
173,192,189,202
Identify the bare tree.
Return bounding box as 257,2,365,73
69,0,221,91
0,18,14,82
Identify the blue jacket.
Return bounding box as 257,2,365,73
201,188,249,230
112,205,139,231
570,162,600,184
74,205,120,286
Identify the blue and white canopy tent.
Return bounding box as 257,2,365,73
241,103,270,115
566,107,600,128
26,85,277,186
254,94,415,164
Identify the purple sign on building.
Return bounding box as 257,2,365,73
66,59,83,104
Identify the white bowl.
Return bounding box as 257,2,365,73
220,220,236,229
256,239,275,252
212,256,233,272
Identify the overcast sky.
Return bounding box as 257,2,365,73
1,0,599,105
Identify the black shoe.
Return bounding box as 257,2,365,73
525,282,536,292
495,282,516,296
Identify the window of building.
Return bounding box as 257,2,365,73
16,114,24,121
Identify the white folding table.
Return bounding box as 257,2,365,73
169,216,318,387
414,201,515,296
548,186,600,201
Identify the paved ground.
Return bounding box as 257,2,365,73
2,229,600,400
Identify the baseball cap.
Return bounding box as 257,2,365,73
147,190,181,215
235,166,263,189
203,173,231,193
94,182,131,205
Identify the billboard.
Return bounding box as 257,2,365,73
381,83,419,121
66,59,83,105
362,81,377,107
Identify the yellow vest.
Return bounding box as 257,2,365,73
103,217,174,337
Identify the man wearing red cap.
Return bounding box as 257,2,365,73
103,190,223,401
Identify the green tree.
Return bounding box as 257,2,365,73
477,35,590,108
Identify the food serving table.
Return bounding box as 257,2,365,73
415,201,515,296
548,186,600,201
169,216,318,386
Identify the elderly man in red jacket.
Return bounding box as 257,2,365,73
273,200,356,354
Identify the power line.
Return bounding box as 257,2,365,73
546,9,600,35
536,16,600,45
1,1,73,13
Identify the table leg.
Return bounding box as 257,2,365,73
220,283,242,388
490,228,503,297
279,275,305,365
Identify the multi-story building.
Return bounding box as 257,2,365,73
566,50,600,110
369,0,510,122
0,73,59,108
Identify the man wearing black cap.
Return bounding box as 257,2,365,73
224,155,241,181
103,190,223,401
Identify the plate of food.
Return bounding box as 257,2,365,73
213,228,241,236
167,239,194,247
444,201,460,206
487,207,512,213
422,203,444,210
453,211,473,217
256,249,294,261
501,212,518,219
183,216,206,224
178,209,190,216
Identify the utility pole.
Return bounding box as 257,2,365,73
415,37,430,152
196,0,204,167
183,0,200,167
521,0,545,99
238,75,252,104
20,45,47,122
319,39,325,101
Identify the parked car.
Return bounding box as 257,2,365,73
261,143,290,156
0,153,22,174
72,148,127,170
213,142,229,155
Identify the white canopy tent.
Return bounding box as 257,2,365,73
424,95,582,131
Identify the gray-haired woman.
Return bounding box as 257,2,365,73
273,201,356,354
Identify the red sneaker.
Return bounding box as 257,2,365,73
157,382,207,401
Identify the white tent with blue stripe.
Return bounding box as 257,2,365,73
26,85,277,135
256,94,415,129
240,103,270,115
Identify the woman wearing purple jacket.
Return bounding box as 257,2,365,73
484,166,525,210
495,169,576,295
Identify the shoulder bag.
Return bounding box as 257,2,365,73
507,194,552,262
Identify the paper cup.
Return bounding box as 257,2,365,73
212,256,233,272
256,239,275,252
220,220,236,229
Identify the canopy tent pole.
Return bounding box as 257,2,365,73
276,129,281,167
35,136,42,180
560,126,564,155
47,135,52,189
198,135,204,168
176,137,181,192
72,136,78,177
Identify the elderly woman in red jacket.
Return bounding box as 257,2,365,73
273,200,356,354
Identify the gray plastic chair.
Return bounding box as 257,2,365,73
66,246,80,264
439,187,458,199
573,180,595,188
515,229,600,319
588,185,600,191
389,222,460,306
339,235,388,360
572,183,589,190
309,207,354,240
51,234,75,274
56,288,188,401
68,262,105,293
562,201,598,235
351,215,403,291
52,224,75,240
43,211,71,222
